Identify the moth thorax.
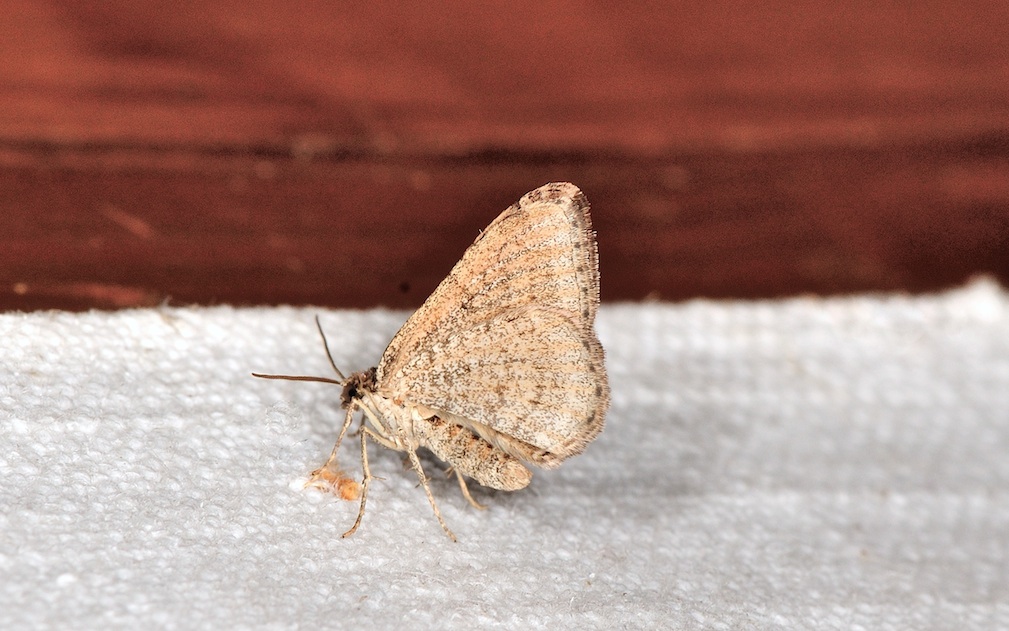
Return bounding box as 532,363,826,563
340,367,378,408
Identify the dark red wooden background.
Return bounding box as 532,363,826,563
3,1,1008,310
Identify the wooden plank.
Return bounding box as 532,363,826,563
4,140,1006,310
2,1,1008,310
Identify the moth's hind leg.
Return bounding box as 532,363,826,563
455,471,488,511
403,445,458,542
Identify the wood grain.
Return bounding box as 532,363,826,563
3,1,1007,310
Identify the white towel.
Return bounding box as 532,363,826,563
2,279,1007,629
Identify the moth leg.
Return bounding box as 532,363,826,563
359,421,400,452
342,428,374,538
305,404,357,492
404,445,458,542
455,471,488,511
360,393,395,437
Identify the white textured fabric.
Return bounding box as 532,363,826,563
2,280,1008,629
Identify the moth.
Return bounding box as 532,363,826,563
255,182,609,540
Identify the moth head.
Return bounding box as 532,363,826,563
340,367,378,408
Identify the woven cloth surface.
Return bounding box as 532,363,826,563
2,280,1007,629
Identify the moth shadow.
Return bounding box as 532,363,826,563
598,401,730,501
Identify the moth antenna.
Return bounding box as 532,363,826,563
250,315,348,384
251,373,344,385
315,315,347,380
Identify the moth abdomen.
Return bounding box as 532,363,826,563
415,415,532,492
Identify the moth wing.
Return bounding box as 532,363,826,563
382,306,608,468
377,182,600,384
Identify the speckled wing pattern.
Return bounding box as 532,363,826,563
377,182,608,467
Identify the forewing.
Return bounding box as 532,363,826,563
378,182,600,385
383,306,608,466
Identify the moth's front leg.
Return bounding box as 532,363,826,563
305,404,361,500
